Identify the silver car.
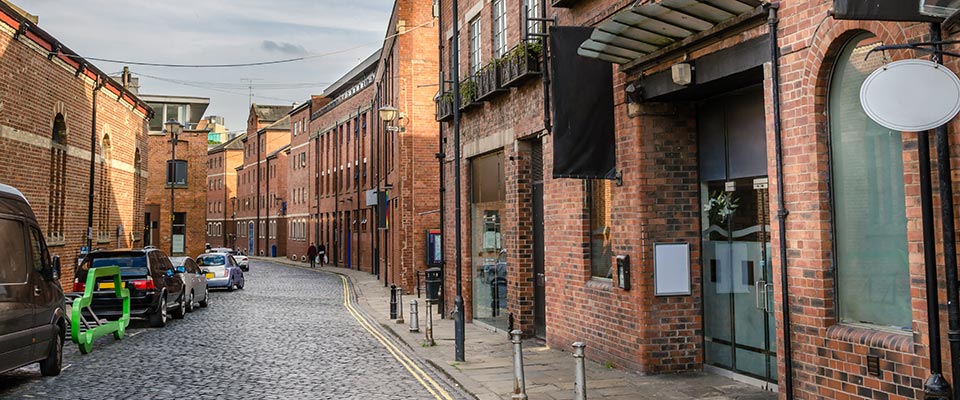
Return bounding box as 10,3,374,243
169,257,209,311
210,247,249,272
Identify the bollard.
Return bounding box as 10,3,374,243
396,288,405,324
424,299,436,346
573,342,586,400
389,285,398,319
511,330,528,400
410,300,420,332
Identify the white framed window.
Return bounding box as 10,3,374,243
493,0,507,58
525,0,541,36
469,16,482,75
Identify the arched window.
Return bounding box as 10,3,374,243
97,133,112,242
830,32,910,330
47,113,67,244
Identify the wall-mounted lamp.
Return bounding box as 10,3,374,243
671,63,693,86
379,105,406,132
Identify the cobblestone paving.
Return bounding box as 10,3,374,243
0,260,472,400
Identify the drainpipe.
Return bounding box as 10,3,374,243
767,4,794,398
436,0,446,319
931,22,960,400
87,76,102,255
256,129,261,256
538,0,551,136
356,106,362,271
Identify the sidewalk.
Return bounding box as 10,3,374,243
259,257,776,400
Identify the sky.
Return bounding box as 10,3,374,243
22,0,393,133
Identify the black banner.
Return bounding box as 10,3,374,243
832,0,940,22
549,26,617,180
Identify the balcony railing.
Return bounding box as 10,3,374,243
459,77,482,112
500,41,543,88
436,92,454,122
475,62,507,102
551,0,580,8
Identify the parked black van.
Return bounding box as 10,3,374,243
74,248,186,328
0,183,65,376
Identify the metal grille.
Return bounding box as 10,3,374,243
531,142,543,182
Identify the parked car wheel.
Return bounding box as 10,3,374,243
237,276,245,290
172,293,186,319
227,279,235,291
186,291,195,313
149,296,168,327
199,287,209,308
39,325,63,376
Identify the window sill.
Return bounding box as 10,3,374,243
586,278,613,291
165,184,188,189
47,238,65,247
826,323,913,353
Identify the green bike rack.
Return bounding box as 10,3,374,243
70,266,131,354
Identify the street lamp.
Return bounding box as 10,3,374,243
165,119,183,255
378,105,398,124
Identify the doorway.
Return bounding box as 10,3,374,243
698,86,777,384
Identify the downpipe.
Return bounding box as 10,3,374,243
767,4,794,398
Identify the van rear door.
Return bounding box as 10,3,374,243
0,217,37,372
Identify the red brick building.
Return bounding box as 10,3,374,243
437,0,960,398
206,134,244,249
371,0,442,294
0,2,150,290
285,97,327,263
144,128,208,258
235,104,291,257
309,51,379,272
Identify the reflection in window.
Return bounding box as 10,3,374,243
471,152,507,329
589,179,613,279
830,32,910,330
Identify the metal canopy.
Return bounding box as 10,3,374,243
578,0,762,65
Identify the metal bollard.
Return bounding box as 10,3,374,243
511,330,528,400
389,285,397,319
424,300,436,346
573,342,586,400
396,288,404,324
410,300,420,332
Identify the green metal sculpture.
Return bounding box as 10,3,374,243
70,266,130,354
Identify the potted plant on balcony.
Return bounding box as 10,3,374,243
500,40,543,88
436,91,454,122
459,78,481,111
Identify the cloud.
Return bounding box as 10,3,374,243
261,40,308,55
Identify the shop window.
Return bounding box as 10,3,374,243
470,152,507,329
830,32,910,330
172,212,186,254
588,179,613,279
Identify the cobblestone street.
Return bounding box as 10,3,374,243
0,259,471,400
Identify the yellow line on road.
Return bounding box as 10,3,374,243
335,274,454,400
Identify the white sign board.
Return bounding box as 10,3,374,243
860,59,960,132
654,243,691,296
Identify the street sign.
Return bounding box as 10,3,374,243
861,59,960,132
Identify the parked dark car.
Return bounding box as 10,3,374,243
196,253,244,291
0,183,65,376
74,248,186,328
169,256,209,311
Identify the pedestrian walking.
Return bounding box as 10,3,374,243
318,243,327,266
307,242,318,269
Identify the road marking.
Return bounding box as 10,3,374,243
61,364,72,372
335,274,454,400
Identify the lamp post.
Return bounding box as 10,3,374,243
165,119,183,255
378,105,400,282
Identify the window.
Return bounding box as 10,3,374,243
493,0,507,58
0,218,27,284
588,180,613,279
48,113,67,244
469,16,482,75
525,0,541,35
29,227,49,273
167,160,187,187
830,32,910,330
172,212,186,254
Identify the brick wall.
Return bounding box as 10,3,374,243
0,10,149,291
206,146,241,249
145,130,208,258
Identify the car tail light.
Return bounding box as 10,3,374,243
73,281,85,292
130,277,156,290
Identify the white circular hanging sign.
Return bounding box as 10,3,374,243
860,59,960,132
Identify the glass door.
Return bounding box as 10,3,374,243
701,177,775,382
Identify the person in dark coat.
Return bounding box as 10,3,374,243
307,243,318,269
318,243,327,265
